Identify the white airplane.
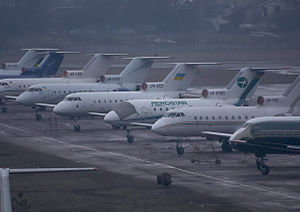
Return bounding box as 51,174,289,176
0,167,96,212
16,56,169,120
103,67,266,132
0,53,124,112
0,48,58,78
201,116,300,175
151,75,300,154
53,63,218,132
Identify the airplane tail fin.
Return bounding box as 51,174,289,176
17,48,59,68
162,63,218,91
82,53,127,78
226,67,265,106
257,76,300,113
118,57,170,83
20,52,65,77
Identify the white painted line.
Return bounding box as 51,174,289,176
41,136,300,201
0,123,30,134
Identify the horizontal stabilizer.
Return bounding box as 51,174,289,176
20,48,59,51
168,62,221,66
88,53,128,57
124,56,171,60
10,167,97,174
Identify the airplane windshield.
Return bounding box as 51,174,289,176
66,97,82,101
29,88,42,92
0,82,8,86
166,112,185,118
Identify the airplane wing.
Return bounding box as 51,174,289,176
126,122,153,128
88,112,107,117
4,95,18,100
202,131,233,139
35,103,57,108
10,167,97,174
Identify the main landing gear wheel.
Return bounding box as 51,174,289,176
112,125,121,130
221,140,232,152
2,107,7,113
127,135,134,143
35,114,42,121
256,156,270,175
176,146,184,155
74,124,81,132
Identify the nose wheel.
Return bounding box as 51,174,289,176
74,124,81,132
126,130,134,143
221,140,232,152
176,140,184,155
256,156,270,175
1,99,7,113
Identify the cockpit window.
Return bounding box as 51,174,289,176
65,97,82,102
29,87,42,92
166,112,185,118
0,82,8,86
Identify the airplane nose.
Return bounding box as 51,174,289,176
151,120,167,136
104,111,120,123
16,94,28,105
53,103,64,115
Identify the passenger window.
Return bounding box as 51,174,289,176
225,116,228,120
109,100,112,103
115,100,117,103
98,100,101,103
252,116,255,118
200,116,202,120
154,108,156,111
212,116,215,120
54,91,56,94
219,116,222,120
194,116,197,120
232,116,235,120
160,108,162,111
166,108,169,111
238,116,241,120
104,100,106,103
205,116,208,120
245,115,248,119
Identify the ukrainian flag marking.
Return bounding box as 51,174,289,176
173,73,185,80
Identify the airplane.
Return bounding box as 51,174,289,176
103,67,268,142
53,63,219,132
201,116,300,175
0,53,125,113
0,48,59,78
151,75,300,155
0,167,96,212
16,56,169,120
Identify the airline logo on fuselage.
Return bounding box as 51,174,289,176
151,101,188,107
237,77,248,88
173,73,185,80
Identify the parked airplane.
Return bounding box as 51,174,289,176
202,116,300,175
0,167,96,212
17,57,169,120
0,53,124,112
151,75,300,155
103,67,267,142
53,63,218,132
0,48,58,78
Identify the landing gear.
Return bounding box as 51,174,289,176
112,125,121,130
221,140,232,152
176,140,184,155
127,135,134,143
35,113,42,121
74,124,81,132
256,155,270,175
2,106,7,113
126,129,134,143
1,99,7,113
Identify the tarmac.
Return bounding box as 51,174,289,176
1,52,300,211
1,78,300,211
